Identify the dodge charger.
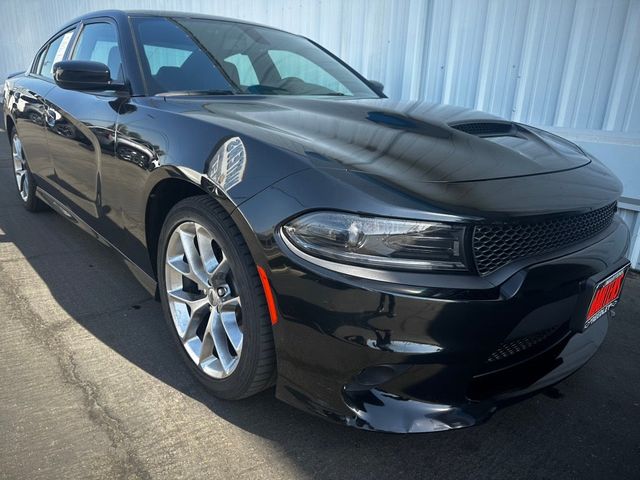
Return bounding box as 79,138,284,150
3,10,630,433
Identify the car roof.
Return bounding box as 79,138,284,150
59,9,289,34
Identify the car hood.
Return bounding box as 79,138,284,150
185,96,591,183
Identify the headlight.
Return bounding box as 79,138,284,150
282,211,468,272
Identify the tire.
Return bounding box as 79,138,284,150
9,127,46,212
157,195,276,399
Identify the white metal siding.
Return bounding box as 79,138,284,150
1,0,639,266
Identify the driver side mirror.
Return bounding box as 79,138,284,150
368,79,385,95
53,60,127,92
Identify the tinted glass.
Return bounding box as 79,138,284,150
39,30,74,79
72,22,123,81
131,16,378,97
32,49,45,74
224,53,258,87
133,17,235,95
268,50,351,95
143,45,191,74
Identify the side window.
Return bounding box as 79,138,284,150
133,17,231,95
32,49,45,74
39,30,74,79
223,54,258,87
72,22,122,81
268,50,351,94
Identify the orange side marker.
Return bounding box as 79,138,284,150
257,266,278,325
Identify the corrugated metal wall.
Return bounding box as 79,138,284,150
1,0,639,265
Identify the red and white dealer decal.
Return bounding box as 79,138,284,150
584,266,628,329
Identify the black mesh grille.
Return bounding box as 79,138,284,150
487,328,558,363
473,202,617,276
450,122,515,136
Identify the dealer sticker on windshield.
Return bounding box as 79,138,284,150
584,265,629,329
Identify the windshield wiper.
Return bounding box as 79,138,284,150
157,89,235,97
316,92,348,96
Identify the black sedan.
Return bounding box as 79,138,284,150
3,10,630,433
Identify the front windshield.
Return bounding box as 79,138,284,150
132,16,379,98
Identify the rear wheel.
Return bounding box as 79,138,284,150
157,196,276,399
10,128,46,212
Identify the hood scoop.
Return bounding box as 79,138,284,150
450,121,517,137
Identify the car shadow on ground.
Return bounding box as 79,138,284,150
1,157,639,478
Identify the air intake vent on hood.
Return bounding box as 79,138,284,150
450,121,516,137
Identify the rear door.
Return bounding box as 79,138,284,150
43,18,123,227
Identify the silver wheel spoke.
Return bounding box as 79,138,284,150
168,289,209,312
219,296,242,352
220,295,241,311
167,256,190,276
165,220,243,379
209,310,234,374
13,155,23,172
195,224,218,275
167,289,209,340
178,226,210,288
220,309,243,353
16,170,25,189
210,257,229,286
199,314,215,363
12,134,29,201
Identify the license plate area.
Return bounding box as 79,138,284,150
584,265,629,329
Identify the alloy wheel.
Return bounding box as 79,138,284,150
12,133,29,201
164,221,243,379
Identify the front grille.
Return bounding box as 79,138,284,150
472,202,617,276
487,328,558,363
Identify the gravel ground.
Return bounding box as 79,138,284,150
0,132,638,479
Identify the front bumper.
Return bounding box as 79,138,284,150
259,214,630,433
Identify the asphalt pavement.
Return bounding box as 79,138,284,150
0,132,639,480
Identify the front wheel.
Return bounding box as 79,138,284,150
10,128,46,212
157,195,276,399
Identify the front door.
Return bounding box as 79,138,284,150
43,19,123,229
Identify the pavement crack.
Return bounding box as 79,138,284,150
0,263,152,480
62,348,152,480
